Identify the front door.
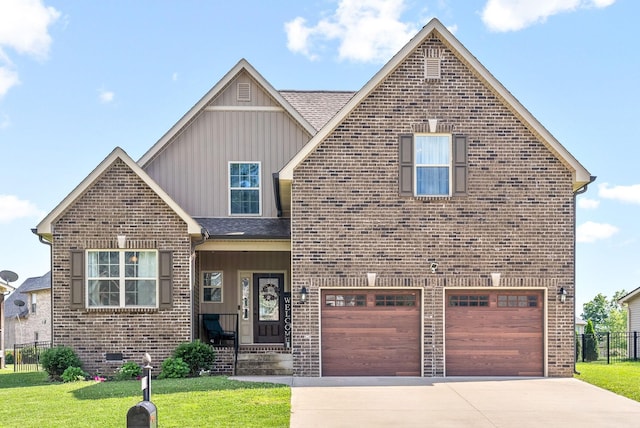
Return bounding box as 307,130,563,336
253,273,285,343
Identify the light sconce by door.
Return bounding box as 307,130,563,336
300,286,308,303
490,273,501,287
559,287,567,303
117,235,126,249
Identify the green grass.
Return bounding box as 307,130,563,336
0,367,290,428
575,361,640,402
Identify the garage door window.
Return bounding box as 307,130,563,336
449,295,489,307
375,294,416,306
325,294,366,307
498,295,538,308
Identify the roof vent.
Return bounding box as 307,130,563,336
424,48,442,80
237,82,251,102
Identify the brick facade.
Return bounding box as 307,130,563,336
291,34,576,376
51,159,192,375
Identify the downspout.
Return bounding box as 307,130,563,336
572,175,597,375
191,228,210,342
31,228,53,346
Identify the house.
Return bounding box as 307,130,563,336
619,287,640,333
575,317,587,335
35,19,592,377
3,272,52,349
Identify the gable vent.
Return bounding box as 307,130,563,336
237,82,251,102
424,48,442,80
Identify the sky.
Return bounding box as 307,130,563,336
0,0,638,316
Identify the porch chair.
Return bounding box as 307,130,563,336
203,314,236,346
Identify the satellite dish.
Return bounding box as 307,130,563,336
0,270,18,283
14,299,25,307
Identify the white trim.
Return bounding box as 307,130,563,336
36,147,202,239
279,18,591,191
196,240,290,252
414,133,452,197
228,161,263,216
204,106,284,112
202,271,223,303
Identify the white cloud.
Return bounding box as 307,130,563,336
0,0,60,98
577,197,599,209
481,0,616,32
172,72,178,82
98,89,115,104
598,183,640,204
576,221,618,243
0,194,44,223
284,0,420,63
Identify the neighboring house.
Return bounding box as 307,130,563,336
618,287,640,332
3,272,52,349
575,317,587,335
35,19,592,377
1,280,17,368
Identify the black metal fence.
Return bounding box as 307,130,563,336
577,332,640,364
13,341,51,372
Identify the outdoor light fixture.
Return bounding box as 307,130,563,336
117,235,126,249
430,262,438,273
300,286,308,303
559,287,567,303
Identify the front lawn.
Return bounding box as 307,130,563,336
0,367,290,428
575,361,640,402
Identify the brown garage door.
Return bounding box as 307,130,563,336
321,289,421,376
445,290,544,376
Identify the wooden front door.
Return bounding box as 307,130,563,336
253,273,285,343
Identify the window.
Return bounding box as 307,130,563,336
449,295,489,307
87,250,157,308
399,134,467,197
497,295,538,308
325,294,366,307
229,162,261,215
31,293,37,314
375,294,416,306
203,271,223,303
415,134,451,196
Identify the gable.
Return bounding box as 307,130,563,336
36,147,201,241
279,19,591,192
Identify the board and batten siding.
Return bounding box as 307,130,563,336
144,72,312,218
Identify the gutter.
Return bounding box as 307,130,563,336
31,228,53,346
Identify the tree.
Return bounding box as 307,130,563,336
583,319,599,362
581,290,627,333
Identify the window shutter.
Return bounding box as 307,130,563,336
452,135,468,195
70,250,84,310
399,134,414,196
158,251,173,309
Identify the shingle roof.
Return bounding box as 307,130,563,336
4,272,50,318
279,91,355,131
195,218,290,239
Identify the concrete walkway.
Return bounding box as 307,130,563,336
232,376,640,427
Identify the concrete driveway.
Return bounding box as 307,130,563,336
234,376,640,427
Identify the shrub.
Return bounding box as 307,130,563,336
5,351,14,365
172,340,216,377
61,366,88,382
583,320,599,362
158,357,190,379
40,346,83,380
115,361,142,381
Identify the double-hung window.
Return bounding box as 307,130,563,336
229,162,261,215
415,134,451,196
399,133,467,197
87,250,158,308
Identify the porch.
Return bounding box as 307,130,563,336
198,313,292,376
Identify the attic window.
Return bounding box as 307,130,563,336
424,48,442,80
237,82,251,102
